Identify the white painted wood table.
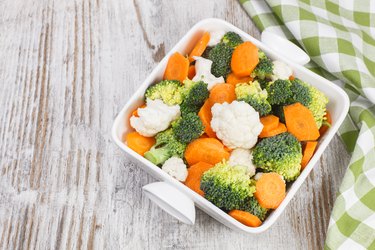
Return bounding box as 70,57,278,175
0,0,351,249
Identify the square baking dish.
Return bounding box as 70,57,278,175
112,18,349,233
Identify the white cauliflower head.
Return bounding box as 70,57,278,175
161,157,188,181
271,60,293,81
207,30,225,47
130,99,180,137
210,101,263,149
228,148,256,177
192,56,224,90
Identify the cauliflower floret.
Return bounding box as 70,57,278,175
228,148,256,177
192,56,224,90
210,101,263,149
130,99,180,137
207,30,225,47
271,60,293,81
161,157,188,181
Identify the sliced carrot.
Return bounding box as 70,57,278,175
184,138,230,166
131,104,146,117
260,115,279,131
188,32,210,62
284,102,320,141
254,173,286,209
228,210,262,227
198,100,216,138
126,132,155,156
301,141,318,169
188,65,196,80
319,111,332,136
289,75,295,81
259,123,287,138
226,73,252,86
184,162,213,196
231,41,259,77
163,52,189,83
208,83,236,106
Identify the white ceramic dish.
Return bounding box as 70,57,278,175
112,18,350,233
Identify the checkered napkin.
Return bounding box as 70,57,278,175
239,0,375,248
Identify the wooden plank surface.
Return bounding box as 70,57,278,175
0,0,351,249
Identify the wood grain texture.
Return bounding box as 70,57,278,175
0,0,351,249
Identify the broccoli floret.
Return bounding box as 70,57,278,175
144,129,186,166
252,132,302,181
235,81,272,116
272,105,285,123
201,161,256,211
240,196,268,221
250,51,273,80
202,46,212,59
221,31,243,48
257,78,271,90
172,113,204,144
145,80,183,105
289,78,328,128
266,79,292,105
207,43,234,79
180,79,209,115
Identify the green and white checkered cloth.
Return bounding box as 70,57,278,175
239,0,375,248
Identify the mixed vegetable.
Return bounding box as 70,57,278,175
125,30,332,227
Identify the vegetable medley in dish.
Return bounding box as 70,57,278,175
125,31,331,227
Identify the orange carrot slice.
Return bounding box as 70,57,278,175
184,162,214,196
255,173,286,209
260,115,279,131
231,41,259,77
226,73,252,86
301,141,318,169
208,83,236,106
198,100,217,138
188,65,196,80
184,138,230,166
228,210,262,227
188,32,210,62
284,102,320,141
259,123,287,138
126,132,155,156
163,52,189,82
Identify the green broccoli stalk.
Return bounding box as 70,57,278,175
201,161,256,211
240,196,268,221
235,81,272,116
289,78,329,128
250,51,273,80
221,31,243,48
145,80,183,105
144,129,186,166
266,79,293,105
180,79,209,115
252,132,302,181
172,113,204,144
207,43,234,79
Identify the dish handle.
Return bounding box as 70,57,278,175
261,29,310,65
142,182,196,225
